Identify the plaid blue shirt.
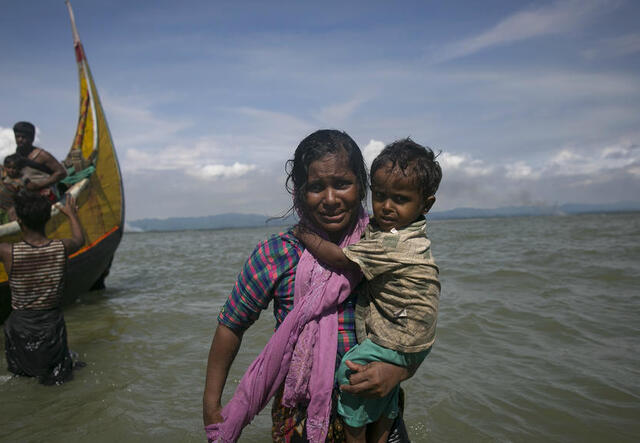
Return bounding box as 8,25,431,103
218,229,357,362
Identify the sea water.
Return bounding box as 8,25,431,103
1,213,639,442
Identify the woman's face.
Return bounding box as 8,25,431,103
304,151,360,242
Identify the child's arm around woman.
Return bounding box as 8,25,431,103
293,225,360,271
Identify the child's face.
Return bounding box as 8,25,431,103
5,162,20,178
371,163,432,232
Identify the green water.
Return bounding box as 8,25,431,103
1,213,639,442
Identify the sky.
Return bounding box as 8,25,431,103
1,0,639,221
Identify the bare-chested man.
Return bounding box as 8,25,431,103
13,121,67,199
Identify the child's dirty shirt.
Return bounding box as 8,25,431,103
343,217,440,353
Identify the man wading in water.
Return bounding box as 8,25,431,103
0,192,84,384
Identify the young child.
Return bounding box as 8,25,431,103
295,138,442,443
0,192,84,385
0,154,26,224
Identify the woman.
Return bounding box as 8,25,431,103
203,130,412,442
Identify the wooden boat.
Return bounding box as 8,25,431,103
0,1,124,324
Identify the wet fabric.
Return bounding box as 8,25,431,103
206,208,368,443
343,217,440,353
4,308,73,385
271,384,411,443
60,165,95,185
217,230,358,363
336,339,429,427
10,240,66,310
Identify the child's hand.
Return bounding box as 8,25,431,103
59,194,78,217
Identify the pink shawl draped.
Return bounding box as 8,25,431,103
205,208,368,442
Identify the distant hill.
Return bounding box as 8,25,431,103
128,213,297,232
126,202,640,232
428,201,640,220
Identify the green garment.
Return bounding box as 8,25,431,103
61,165,96,185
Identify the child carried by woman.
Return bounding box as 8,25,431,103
295,138,442,443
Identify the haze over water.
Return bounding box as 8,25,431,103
1,213,639,442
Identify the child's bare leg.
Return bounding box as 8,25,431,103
344,423,366,443
367,416,394,443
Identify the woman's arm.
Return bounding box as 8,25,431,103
339,360,411,398
203,324,243,425
294,226,359,271
202,232,299,426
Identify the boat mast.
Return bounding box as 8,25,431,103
65,1,81,45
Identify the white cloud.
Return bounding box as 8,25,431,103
103,94,193,148
362,139,385,169
124,141,256,181
505,161,539,180
546,141,640,176
433,0,608,63
123,168,290,220
315,97,368,125
433,134,640,210
0,127,15,159
235,107,313,136
439,152,493,177
582,33,640,60
189,162,257,180
0,126,42,159
438,152,466,169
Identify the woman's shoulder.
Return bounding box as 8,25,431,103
249,228,304,263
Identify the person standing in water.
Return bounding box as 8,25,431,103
204,130,415,442
295,139,442,443
0,192,84,385
13,121,67,200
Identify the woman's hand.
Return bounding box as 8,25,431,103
202,324,243,426
339,360,410,398
203,401,224,426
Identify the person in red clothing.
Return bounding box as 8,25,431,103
0,192,84,385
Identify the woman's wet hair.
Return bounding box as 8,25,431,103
285,129,368,219
14,191,51,231
371,138,442,199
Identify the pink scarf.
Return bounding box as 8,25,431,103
205,207,368,442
